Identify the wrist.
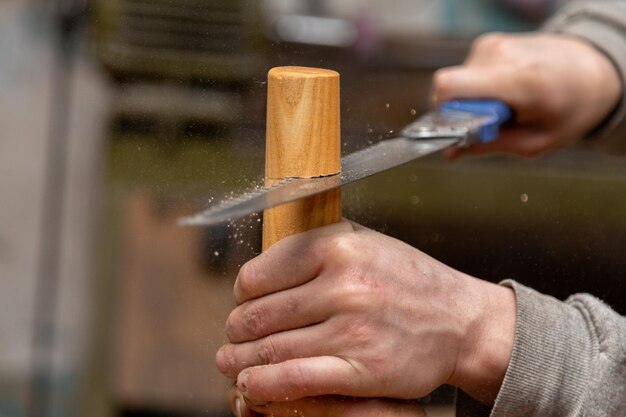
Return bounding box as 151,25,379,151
449,278,517,405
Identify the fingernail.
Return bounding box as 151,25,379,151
237,372,248,393
235,397,243,417
215,349,224,368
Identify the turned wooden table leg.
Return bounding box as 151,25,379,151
262,66,342,250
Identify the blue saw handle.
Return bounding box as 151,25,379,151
440,99,512,143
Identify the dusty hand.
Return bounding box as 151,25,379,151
228,386,426,417
434,33,622,158
217,221,516,405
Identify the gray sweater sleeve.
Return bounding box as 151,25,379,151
456,4,626,416
487,280,626,417
543,1,626,153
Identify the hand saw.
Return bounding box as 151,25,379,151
179,99,512,227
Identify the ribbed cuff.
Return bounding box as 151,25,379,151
489,280,594,417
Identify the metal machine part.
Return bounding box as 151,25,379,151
95,0,264,81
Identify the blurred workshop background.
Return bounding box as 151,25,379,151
2,0,625,417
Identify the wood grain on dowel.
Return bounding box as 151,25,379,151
263,66,342,250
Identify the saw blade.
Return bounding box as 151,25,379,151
179,137,457,226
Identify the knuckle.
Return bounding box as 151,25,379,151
327,234,361,264
283,363,308,395
470,33,515,62
242,303,266,338
335,268,382,311
476,33,509,51
283,294,301,316
257,336,280,365
227,302,268,341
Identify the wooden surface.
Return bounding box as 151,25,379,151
265,66,341,180
113,194,233,412
263,66,342,250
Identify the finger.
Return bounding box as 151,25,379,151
218,323,340,379
234,221,356,304
445,129,554,160
433,67,526,109
237,356,366,402
226,278,332,343
249,397,426,417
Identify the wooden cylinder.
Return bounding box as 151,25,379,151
263,66,342,250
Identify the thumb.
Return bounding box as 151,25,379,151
249,397,426,417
